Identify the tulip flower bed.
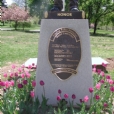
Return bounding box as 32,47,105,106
0,63,114,114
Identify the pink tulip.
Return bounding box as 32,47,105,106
57,95,61,101
10,72,14,77
100,80,105,84
10,80,14,86
18,68,22,73
96,83,101,90
102,63,107,67
95,95,100,100
64,94,69,99
106,75,110,79
84,95,89,102
108,79,113,85
32,63,35,66
110,86,114,92
26,73,31,78
5,81,11,88
30,91,35,98
0,81,5,86
21,65,25,68
80,99,84,103
3,73,8,78
40,80,44,86
32,81,36,87
12,64,16,69
89,87,94,93
104,103,108,107
58,89,62,94
72,94,76,99
97,69,101,75
92,67,96,72
14,72,18,77
93,64,96,68
100,71,105,77
21,73,25,78
18,83,23,89
28,65,32,69
23,80,28,85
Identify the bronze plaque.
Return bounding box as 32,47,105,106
48,28,81,80
44,11,84,19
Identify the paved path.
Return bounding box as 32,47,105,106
0,28,40,33
0,28,14,31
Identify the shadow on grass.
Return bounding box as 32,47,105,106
0,29,40,33
90,32,114,38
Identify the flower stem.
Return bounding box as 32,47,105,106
43,85,45,97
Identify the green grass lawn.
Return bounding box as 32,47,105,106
90,35,114,58
90,29,114,35
0,31,39,66
0,30,114,67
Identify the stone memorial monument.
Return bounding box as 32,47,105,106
35,0,93,106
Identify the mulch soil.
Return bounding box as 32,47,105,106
106,58,114,71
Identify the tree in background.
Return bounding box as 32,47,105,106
13,0,28,11
109,12,114,30
6,0,114,33
99,15,110,31
79,0,114,34
1,0,8,8
1,6,10,21
99,12,114,31
65,0,69,11
0,0,8,25
28,0,53,23
2,4,29,29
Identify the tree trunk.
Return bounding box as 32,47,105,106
2,21,5,26
106,26,108,30
93,20,98,34
15,21,18,30
112,24,114,31
22,23,25,31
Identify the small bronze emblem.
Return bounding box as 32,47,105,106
48,28,81,80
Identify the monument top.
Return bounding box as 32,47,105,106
44,11,85,19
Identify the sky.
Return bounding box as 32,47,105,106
6,0,14,5
5,0,25,7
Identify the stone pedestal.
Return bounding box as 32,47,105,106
35,19,93,106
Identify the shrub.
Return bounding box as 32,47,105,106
11,21,32,30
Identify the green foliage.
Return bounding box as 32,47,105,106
79,0,114,34
65,0,69,11
39,95,49,113
109,12,114,26
11,21,32,30
28,0,53,22
28,0,114,32
54,108,68,114
30,16,39,25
